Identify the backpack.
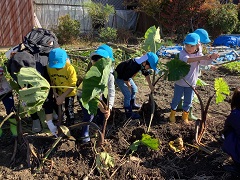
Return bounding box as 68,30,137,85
23,28,59,54
7,28,59,82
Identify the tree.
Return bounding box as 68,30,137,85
207,3,239,37
129,0,205,39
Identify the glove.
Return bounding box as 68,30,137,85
46,120,58,137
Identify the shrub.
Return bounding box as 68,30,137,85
84,1,114,30
54,14,81,45
99,27,117,42
117,28,133,44
207,3,238,38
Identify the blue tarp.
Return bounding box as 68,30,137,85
156,46,240,65
213,34,240,47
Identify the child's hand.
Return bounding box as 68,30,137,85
98,104,110,120
125,81,132,93
56,95,65,105
209,53,219,60
54,92,59,98
210,65,218,71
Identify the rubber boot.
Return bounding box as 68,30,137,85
124,106,141,119
130,99,141,110
8,118,17,136
32,119,42,133
169,110,176,123
182,111,189,124
189,107,197,120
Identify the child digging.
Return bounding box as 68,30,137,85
78,44,114,143
46,48,77,136
115,52,159,119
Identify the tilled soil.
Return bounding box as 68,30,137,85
0,66,239,180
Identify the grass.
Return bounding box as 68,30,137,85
222,61,240,74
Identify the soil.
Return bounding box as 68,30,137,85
0,64,239,180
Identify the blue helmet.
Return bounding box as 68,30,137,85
49,48,67,68
183,33,200,45
97,44,114,61
147,52,159,70
193,28,211,44
90,48,110,61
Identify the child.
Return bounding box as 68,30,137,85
178,28,215,121
0,67,17,137
78,44,114,143
46,48,77,136
169,33,219,124
222,87,240,171
115,52,159,119
193,28,211,47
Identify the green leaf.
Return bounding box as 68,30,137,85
142,26,161,52
9,79,20,93
96,152,114,172
81,58,112,115
196,78,209,86
80,97,99,115
165,58,190,81
154,27,161,43
129,140,141,152
17,67,50,115
214,78,230,104
140,134,159,150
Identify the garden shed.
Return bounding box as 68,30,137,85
0,0,35,47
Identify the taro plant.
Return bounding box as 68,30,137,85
141,26,161,132
80,57,115,177
1,67,52,165
166,59,230,153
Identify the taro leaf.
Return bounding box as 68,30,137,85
9,79,20,93
140,133,159,150
196,78,209,86
17,67,50,115
214,78,230,104
165,58,190,81
142,26,161,52
129,140,141,152
80,58,112,115
80,97,99,116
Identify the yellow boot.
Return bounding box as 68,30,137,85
169,110,176,123
182,111,189,124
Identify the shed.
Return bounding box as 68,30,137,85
0,0,156,47
0,0,35,47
